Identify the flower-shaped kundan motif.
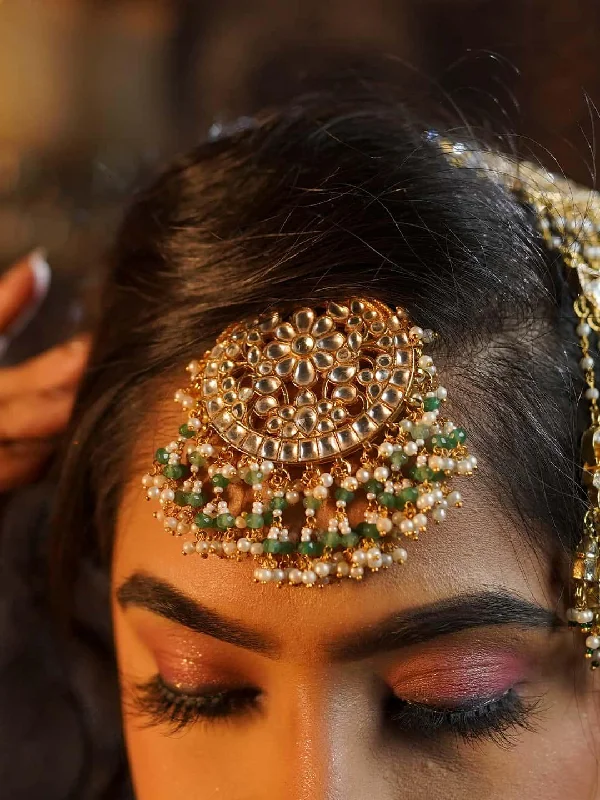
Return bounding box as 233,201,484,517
260,389,350,438
252,308,361,391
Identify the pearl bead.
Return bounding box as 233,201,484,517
586,387,600,400
457,460,470,475
352,550,368,565
382,553,393,567
409,326,424,340
188,417,202,430
350,565,364,580
200,443,214,456
367,554,383,569
161,488,175,502
305,508,315,517
142,474,154,488
418,355,433,369
428,455,443,471
586,635,600,649
416,493,434,510
272,569,286,583
315,562,331,578
237,538,251,552
176,522,190,535
320,472,334,487
250,542,264,555
432,507,447,523
392,547,408,563
399,419,413,432
413,513,427,529
404,441,418,456
147,487,161,500
399,518,414,535
577,322,591,337
343,476,359,491
153,475,167,487
376,516,393,533
335,562,349,577
181,396,194,409
379,441,395,458
288,568,303,584
436,386,448,400
286,490,300,504
356,468,371,483
302,570,317,585
165,517,178,529
447,490,462,506
195,540,209,554
255,568,272,582
261,460,274,474
223,541,237,556
313,485,329,500
581,356,595,371
582,610,595,623
182,541,195,555
374,466,390,482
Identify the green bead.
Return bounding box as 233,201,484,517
174,490,189,506
364,479,384,495
298,540,324,557
447,427,467,447
164,464,187,480
270,496,288,511
244,470,264,485
397,486,419,508
355,522,380,540
323,531,342,548
216,513,235,529
211,474,230,489
188,451,206,467
377,492,396,508
303,496,322,511
411,424,430,440
335,487,355,503
263,510,273,526
426,434,449,452
423,396,441,412
187,492,205,508
410,465,434,483
179,424,195,439
340,532,360,548
155,448,170,465
391,450,408,467
194,512,216,528
432,470,447,482
245,513,265,529
263,539,295,554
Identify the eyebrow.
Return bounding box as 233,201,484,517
116,572,560,663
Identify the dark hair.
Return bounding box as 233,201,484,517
47,91,585,795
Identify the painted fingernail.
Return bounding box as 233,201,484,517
28,249,51,302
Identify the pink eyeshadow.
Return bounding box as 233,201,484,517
387,648,527,706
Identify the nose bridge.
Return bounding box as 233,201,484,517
270,666,381,800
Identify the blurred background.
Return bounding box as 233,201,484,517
1,0,599,353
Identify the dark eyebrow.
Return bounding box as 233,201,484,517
116,572,560,662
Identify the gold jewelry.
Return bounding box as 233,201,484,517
142,298,476,586
437,134,600,667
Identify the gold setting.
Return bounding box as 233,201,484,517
199,299,414,464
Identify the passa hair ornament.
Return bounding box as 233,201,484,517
436,133,600,668
142,298,476,587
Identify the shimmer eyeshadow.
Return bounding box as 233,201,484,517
386,646,529,707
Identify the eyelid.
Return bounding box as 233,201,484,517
385,649,528,707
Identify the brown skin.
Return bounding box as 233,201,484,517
113,405,599,800
0,253,90,489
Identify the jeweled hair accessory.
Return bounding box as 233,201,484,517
142,298,476,587
437,133,600,668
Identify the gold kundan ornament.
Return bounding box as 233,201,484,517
142,298,476,587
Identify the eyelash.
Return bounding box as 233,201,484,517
133,675,540,745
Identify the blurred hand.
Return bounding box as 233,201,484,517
0,252,90,491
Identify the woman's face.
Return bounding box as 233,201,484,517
112,405,597,800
